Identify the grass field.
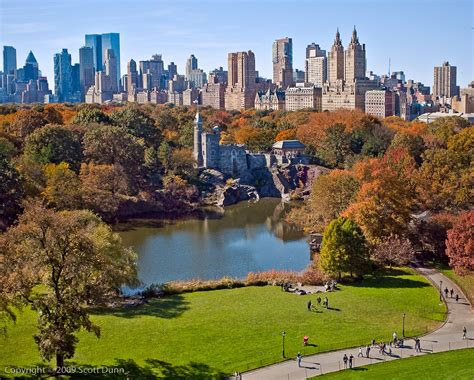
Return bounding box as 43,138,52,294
439,268,474,305
317,348,474,379
0,268,445,378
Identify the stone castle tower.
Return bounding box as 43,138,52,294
328,28,344,85
193,111,203,167
344,26,366,82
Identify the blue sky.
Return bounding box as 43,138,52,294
1,0,473,87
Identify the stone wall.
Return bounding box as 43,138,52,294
218,145,248,177
247,154,267,170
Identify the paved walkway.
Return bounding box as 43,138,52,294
242,267,474,379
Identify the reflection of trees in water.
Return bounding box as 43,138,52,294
119,199,306,248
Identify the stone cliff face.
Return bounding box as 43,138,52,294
200,164,329,207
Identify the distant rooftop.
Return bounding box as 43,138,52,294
272,140,305,150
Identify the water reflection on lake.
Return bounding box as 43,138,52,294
119,198,310,285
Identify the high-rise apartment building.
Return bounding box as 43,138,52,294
328,29,344,84
305,43,326,87
225,50,257,110
344,27,366,82
433,61,459,98
185,54,198,79
168,62,178,80
272,37,293,88
202,73,226,109
79,46,94,99
53,48,73,102
365,89,395,118
3,46,17,76
18,51,39,82
127,59,138,93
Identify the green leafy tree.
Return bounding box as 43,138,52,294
390,132,425,163
319,217,370,279
42,163,82,210
318,123,353,168
0,137,17,159
158,140,172,173
0,156,24,229
83,125,145,192
24,125,83,171
0,202,137,369
111,106,161,146
72,107,110,125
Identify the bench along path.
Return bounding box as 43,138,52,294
241,267,474,380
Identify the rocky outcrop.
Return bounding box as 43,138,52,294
199,164,329,207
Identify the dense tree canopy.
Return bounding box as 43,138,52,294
446,211,474,275
319,217,370,279
0,202,137,368
24,124,83,170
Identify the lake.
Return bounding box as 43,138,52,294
119,198,311,285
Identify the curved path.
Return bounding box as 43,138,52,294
241,267,474,379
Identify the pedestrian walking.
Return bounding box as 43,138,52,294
393,331,397,342
444,287,449,298
317,296,321,306
307,300,312,311
456,294,459,302
349,354,354,369
324,297,329,308
463,326,467,340
358,346,363,357
450,288,454,298
366,345,370,358
343,354,348,368
371,338,376,347
297,352,302,367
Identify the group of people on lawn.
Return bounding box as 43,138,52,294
307,296,329,311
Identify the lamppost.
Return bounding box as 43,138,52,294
282,331,286,358
402,313,406,337
439,280,443,301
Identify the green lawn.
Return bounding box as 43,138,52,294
439,268,474,305
0,268,445,379
317,348,474,379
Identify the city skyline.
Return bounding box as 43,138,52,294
0,0,472,88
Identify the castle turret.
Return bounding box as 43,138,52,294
193,111,203,167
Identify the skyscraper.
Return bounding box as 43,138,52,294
104,49,118,93
3,46,17,76
127,59,138,93
79,46,95,99
168,62,178,80
185,54,198,79
54,48,73,102
305,43,327,87
433,62,459,98
328,29,344,84
101,33,121,86
85,34,103,71
272,37,293,88
344,26,366,82
226,50,257,110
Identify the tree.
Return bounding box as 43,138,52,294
80,163,129,221
71,107,110,125
24,125,83,171
304,170,359,231
319,217,370,279
427,116,470,147
345,148,418,244
83,125,145,192
0,156,24,229
0,137,17,159
317,123,353,168
110,106,161,146
43,106,64,125
170,148,196,177
9,109,47,138
390,131,425,164
417,128,473,211
371,235,415,268
0,202,137,369
446,211,474,275
42,163,82,210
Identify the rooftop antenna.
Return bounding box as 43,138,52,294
388,57,391,76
